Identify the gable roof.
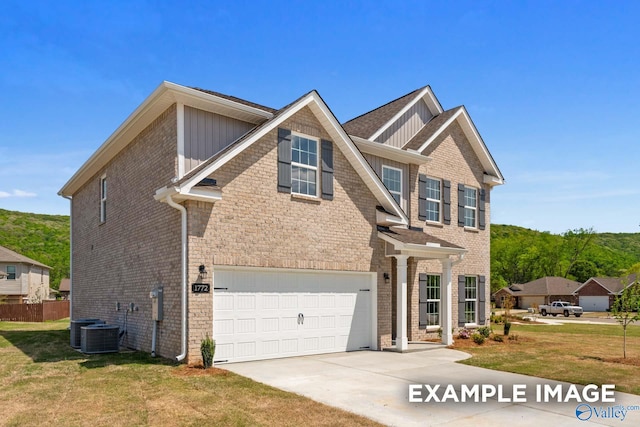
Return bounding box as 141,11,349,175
342,87,432,139
575,275,637,294
191,87,278,114
0,245,51,269
155,89,409,225
59,81,275,197
58,278,70,292
498,277,581,297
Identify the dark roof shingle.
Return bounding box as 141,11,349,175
402,107,462,151
342,87,427,139
190,87,278,114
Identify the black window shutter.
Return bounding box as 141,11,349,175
418,174,427,220
458,275,466,326
478,276,486,324
277,128,292,193
478,188,486,230
321,140,334,200
419,273,427,329
457,184,465,227
443,180,451,225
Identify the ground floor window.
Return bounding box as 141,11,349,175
464,276,477,323
6,265,16,280
425,274,441,326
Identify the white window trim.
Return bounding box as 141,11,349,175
6,265,16,281
425,273,441,328
425,176,442,224
464,276,478,325
291,132,319,198
382,165,403,206
100,174,107,223
464,186,477,229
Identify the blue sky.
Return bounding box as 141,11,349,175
0,0,638,233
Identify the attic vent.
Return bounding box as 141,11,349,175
70,318,104,348
80,324,120,354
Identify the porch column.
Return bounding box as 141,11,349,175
440,258,454,345
395,255,409,351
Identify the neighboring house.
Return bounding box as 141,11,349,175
494,277,581,309
0,245,51,304
59,82,504,363
574,275,637,312
58,278,70,299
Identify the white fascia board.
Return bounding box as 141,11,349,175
352,136,431,165
484,174,504,186
180,91,409,225
59,81,274,197
417,107,505,185
154,184,222,203
369,87,442,142
377,232,467,259
307,96,408,224
376,210,406,226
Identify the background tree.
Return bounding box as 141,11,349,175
611,263,640,358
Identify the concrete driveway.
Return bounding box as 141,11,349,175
225,349,640,426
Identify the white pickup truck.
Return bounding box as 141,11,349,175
539,301,583,317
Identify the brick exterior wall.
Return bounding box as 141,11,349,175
71,104,182,359
405,120,492,340
185,106,392,360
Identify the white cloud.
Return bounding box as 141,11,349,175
0,189,37,198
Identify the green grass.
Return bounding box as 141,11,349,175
455,322,640,395
0,319,381,427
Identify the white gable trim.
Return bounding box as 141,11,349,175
416,107,504,186
178,92,408,225
369,86,443,142
351,136,431,165
59,81,273,197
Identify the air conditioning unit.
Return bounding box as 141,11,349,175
70,318,104,348
80,324,120,354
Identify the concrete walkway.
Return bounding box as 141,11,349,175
225,349,640,426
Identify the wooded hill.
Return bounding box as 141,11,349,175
491,224,640,293
1,208,639,294
0,208,69,290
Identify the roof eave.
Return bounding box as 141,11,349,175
351,136,431,165
378,231,467,259
59,81,274,197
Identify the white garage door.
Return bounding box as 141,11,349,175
579,296,609,312
213,267,375,363
520,296,546,309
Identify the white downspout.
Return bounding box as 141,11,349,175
166,195,188,361
62,195,73,322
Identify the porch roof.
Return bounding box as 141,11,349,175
377,226,466,259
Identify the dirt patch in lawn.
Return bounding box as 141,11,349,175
173,364,231,377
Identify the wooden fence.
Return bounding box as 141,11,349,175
0,300,70,322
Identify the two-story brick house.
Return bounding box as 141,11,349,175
59,82,503,363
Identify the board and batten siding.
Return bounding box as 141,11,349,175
375,100,433,148
362,153,409,214
183,106,255,173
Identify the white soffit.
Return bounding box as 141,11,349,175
369,86,444,142
417,107,504,185
352,136,431,165
59,81,273,197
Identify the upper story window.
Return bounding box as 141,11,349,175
426,177,441,222
382,166,402,205
291,134,318,196
463,186,477,228
6,265,16,280
100,175,107,223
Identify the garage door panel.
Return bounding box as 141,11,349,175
213,268,373,363
579,296,609,312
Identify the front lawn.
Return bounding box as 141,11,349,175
0,319,381,427
453,322,640,395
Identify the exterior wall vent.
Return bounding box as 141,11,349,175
80,324,120,354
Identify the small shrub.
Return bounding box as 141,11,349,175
471,333,485,345
458,329,471,339
503,321,512,336
200,334,216,369
508,334,518,341
492,334,504,342
490,314,504,324
437,328,443,339
477,326,492,338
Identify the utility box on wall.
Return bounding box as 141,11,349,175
150,286,163,321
